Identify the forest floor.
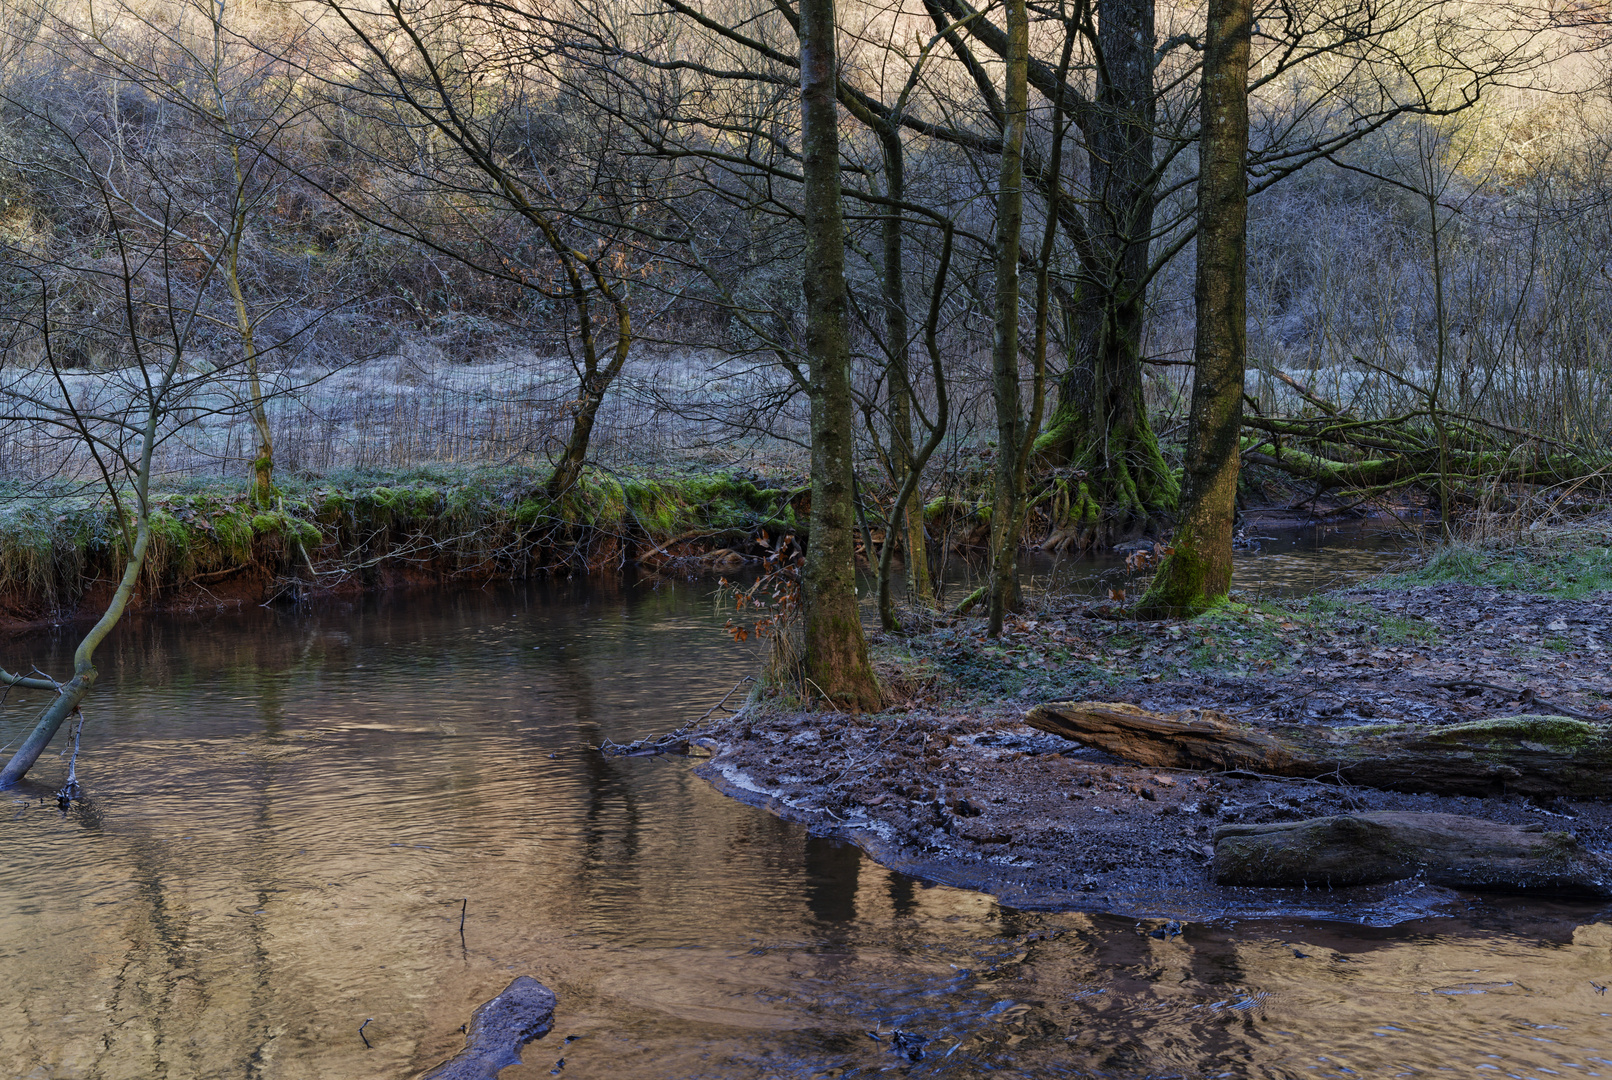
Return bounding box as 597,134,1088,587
693,516,1612,923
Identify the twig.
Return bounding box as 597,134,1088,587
828,719,905,784
693,677,754,725
803,677,846,713
57,709,85,808
358,1019,373,1048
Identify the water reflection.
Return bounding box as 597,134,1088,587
0,569,1606,1079
985,520,1415,603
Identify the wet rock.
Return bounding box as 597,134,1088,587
1214,811,1612,895
417,976,557,1080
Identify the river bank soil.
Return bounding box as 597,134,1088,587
693,552,1612,921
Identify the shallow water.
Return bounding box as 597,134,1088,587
950,520,1415,604
2,541,1609,1079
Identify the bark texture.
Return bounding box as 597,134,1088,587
986,0,1029,636
1214,812,1612,895
1026,701,1612,798
1138,0,1250,616
798,0,881,711
876,128,930,627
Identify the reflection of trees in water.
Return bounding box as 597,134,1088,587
804,835,861,929
34,779,282,1075
0,575,803,1076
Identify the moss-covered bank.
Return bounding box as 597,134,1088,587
0,466,802,624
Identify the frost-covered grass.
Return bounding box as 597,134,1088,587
0,345,815,488
1378,515,1612,598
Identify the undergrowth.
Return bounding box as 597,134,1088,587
0,465,798,615
1379,517,1612,598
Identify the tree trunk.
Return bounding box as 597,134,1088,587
546,304,631,503
986,0,1029,637
798,0,881,712
1038,0,1176,549
876,129,929,628
1138,0,1250,617
227,246,275,509
1026,701,1612,799
546,384,601,501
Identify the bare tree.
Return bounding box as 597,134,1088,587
0,78,308,784
299,0,679,501
66,0,318,506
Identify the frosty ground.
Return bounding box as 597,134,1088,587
691,534,1612,924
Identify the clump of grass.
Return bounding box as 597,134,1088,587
1380,514,1612,598
0,464,797,615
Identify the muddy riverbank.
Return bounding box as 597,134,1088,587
691,534,1612,924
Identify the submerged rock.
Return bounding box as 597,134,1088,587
417,976,557,1080
1213,811,1612,895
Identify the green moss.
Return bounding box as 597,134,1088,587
212,510,256,561
1137,544,1216,618
0,465,805,610
1435,714,1601,749
1380,534,1612,599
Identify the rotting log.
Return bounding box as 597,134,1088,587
416,976,556,1080
1025,701,1612,798
1213,811,1612,894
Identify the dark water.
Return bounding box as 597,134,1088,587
3,539,1611,1079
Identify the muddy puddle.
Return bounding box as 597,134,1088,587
4,536,1611,1078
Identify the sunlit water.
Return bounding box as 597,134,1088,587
4,533,1609,1079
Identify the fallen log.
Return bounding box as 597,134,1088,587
1213,811,1612,895
416,976,556,1080
1025,701,1612,798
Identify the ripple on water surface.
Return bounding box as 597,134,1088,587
0,566,1608,1079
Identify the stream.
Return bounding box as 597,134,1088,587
3,525,1610,1079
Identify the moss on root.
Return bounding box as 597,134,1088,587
1135,545,1217,619
1035,401,1180,552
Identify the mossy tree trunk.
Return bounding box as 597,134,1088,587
1138,0,1250,617
546,300,631,504
0,504,152,787
1038,0,1176,551
206,3,277,511
223,198,275,510
985,0,1029,637
798,0,881,712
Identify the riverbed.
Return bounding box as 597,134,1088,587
4,529,1612,1079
